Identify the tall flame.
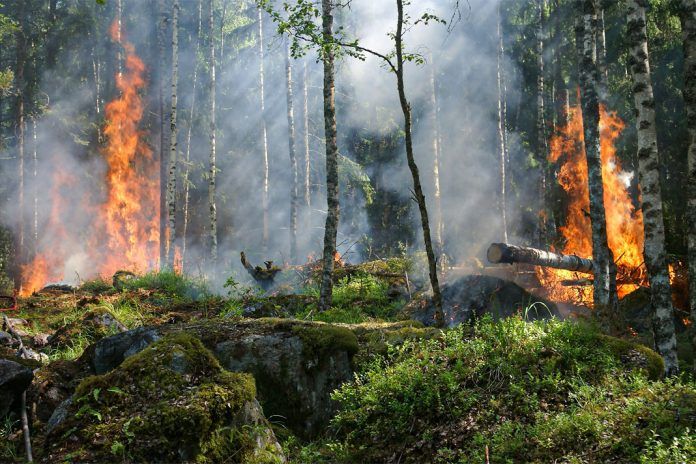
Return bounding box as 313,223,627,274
19,21,159,295
538,104,646,304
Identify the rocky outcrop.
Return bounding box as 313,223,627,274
403,275,560,327
87,319,359,439
0,358,34,418
44,333,285,463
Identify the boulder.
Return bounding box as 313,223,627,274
403,275,560,327
44,333,285,463
0,358,34,418
87,319,360,438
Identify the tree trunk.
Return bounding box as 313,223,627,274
117,0,123,77
258,7,270,254
303,60,311,211
208,0,218,263
31,117,37,255
318,0,340,312
285,40,299,264
537,0,549,245
429,55,445,262
395,0,443,326
158,0,167,269
679,0,696,374
626,0,679,375
552,0,568,129
595,2,609,103
165,0,180,268
496,3,508,244
487,242,594,273
182,0,203,269
15,12,26,270
577,0,618,311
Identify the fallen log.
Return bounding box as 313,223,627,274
487,243,594,274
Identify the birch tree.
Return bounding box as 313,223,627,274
165,0,179,268
536,0,548,245
679,0,696,373
285,39,299,264
577,0,618,311
258,7,270,253
208,0,218,263
429,55,445,261
626,0,679,375
181,0,203,268
157,0,167,268
497,2,508,243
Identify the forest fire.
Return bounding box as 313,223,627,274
537,104,646,305
19,22,159,295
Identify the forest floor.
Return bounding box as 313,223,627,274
1,260,695,463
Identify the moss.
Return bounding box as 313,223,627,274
49,333,273,463
597,334,665,380
291,324,359,360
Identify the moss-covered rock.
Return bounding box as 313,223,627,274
47,307,127,351
43,333,284,463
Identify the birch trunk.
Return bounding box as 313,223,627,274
595,3,609,103
258,7,270,254
208,0,218,263
679,0,696,374
157,0,167,268
395,0,443,326
429,55,445,260
303,60,311,210
165,0,180,268
537,0,549,245
496,3,508,243
31,117,37,254
577,0,618,311
552,0,568,129
627,0,679,376
15,15,26,268
182,0,203,268
285,40,299,264
318,0,340,312
117,0,123,77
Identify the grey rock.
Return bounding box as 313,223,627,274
45,396,72,435
0,358,34,417
91,327,160,374
404,275,560,327
0,330,14,346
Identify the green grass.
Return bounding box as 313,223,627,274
287,317,696,464
120,270,209,301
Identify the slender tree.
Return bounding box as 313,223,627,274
303,60,311,212
285,39,299,264
15,3,26,268
428,55,445,262
679,0,696,373
626,0,679,375
318,0,340,311
552,0,568,129
157,0,167,268
394,0,444,324
208,0,218,263
182,0,203,268
165,0,179,268
258,7,270,254
595,0,609,103
496,3,508,243
536,0,549,245
577,0,618,311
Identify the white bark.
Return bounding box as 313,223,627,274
208,0,218,262
165,0,180,268
258,7,270,254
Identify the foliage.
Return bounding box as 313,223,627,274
287,318,696,463
120,270,209,301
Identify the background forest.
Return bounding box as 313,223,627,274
0,0,688,290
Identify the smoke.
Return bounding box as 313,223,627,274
0,0,535,291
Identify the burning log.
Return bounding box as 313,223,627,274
487,243,594,274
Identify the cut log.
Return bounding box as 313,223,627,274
487,243,594,274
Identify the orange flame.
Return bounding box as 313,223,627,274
538,104,646,304
19,20,159,295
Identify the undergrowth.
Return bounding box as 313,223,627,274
287,317,696,464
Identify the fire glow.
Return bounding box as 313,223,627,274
19,22,159,296
537,104,647,305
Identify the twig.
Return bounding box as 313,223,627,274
3,314,30,358
404,271,412,300
21,391,33,462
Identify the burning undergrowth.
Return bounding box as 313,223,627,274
19,22,159,296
